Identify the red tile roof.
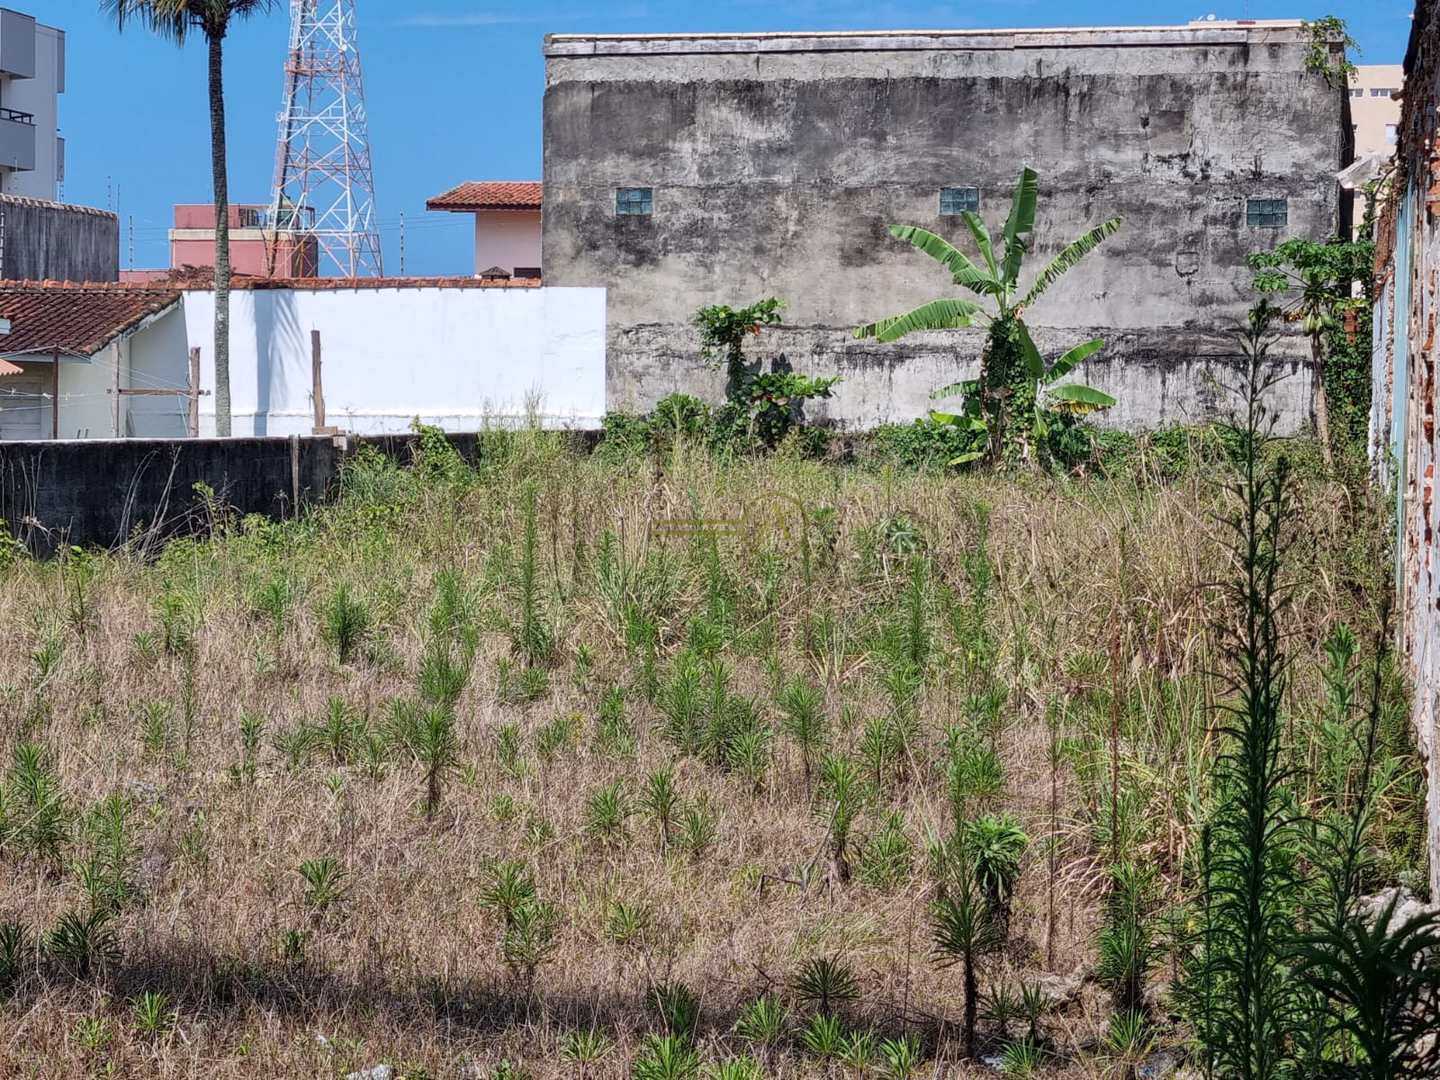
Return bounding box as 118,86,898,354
0,281,182,358
0,358,21,376
165,271,542,291
427,181,543,212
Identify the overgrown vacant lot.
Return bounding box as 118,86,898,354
0,430,1425,1078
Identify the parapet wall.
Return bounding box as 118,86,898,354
0,195,118,282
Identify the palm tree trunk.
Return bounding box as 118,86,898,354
1310,334,1332,468
208,32,232,437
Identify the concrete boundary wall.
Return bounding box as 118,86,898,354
0,432,598,554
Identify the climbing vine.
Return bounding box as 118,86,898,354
1249,232,1374,462
1302,16,1359,87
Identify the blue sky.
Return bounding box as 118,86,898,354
47,0,1413,276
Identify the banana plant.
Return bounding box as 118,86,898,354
929,337,1115,465
855,166,1121,463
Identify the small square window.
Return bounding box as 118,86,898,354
1370,87,1388,97
939,186,980,215
1246,198,1288,229
616,187,653,215
1351,88,1364,98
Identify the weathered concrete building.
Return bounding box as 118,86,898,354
0,193,118,281
543,21,1348,429
1371,0,1440,903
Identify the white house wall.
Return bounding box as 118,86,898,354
474,210,542,276
178,286,607,436
57,352,110,439
127,305,193,438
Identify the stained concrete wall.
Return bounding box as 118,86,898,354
0,431,599,553
0,435,345,553
1370,2,1440,902
543,23,1347,430
0,194,118,282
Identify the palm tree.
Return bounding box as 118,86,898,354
102,0,278,437
856,167,1121,463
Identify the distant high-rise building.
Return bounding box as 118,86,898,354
0,7,65,201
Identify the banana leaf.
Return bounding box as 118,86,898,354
1001,167,1038,287
887,225,997,298
1046,383,1116,415
1021,218,1122,310
854,298,979,342
1042,338,1105,385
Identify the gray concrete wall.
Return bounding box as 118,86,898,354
0,195,118,282
542,24,1347,430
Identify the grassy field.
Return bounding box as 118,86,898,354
0,428,1425,1079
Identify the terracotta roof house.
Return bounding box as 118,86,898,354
0,274,604,443
0,282,185,440
427,180,542,280
427,181,543,212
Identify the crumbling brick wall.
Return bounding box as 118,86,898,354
1373,0,1440,900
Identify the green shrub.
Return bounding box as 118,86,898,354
870,417,980,470
599,411,653,459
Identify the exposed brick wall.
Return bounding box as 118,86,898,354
1372,0,1440,900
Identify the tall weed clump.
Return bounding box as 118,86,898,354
1180,303,1440,1079
1184,304,1306,1080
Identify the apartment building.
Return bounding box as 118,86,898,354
1350,64,1403,157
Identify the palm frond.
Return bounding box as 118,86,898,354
1001,167,1039,287
854,298,979,343
1021,218,1123,310
1042,338,1105,384
101,0,190,40
887,226,997,297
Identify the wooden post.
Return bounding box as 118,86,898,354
289,433,301,517
311,330,325,434
50,348,59,440
111,341,121,438
188,347,201,438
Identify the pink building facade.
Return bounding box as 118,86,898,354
169,204,318,278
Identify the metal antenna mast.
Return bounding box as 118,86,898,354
268,0,384,277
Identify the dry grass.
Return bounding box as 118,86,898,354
0,433,1405,1079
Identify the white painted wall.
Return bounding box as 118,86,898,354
474,210,542,276
127,307,193,438
3,24,63,199
173,286,606,436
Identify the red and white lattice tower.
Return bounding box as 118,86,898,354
268,0,384,277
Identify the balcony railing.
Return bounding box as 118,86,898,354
0,108,34,126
